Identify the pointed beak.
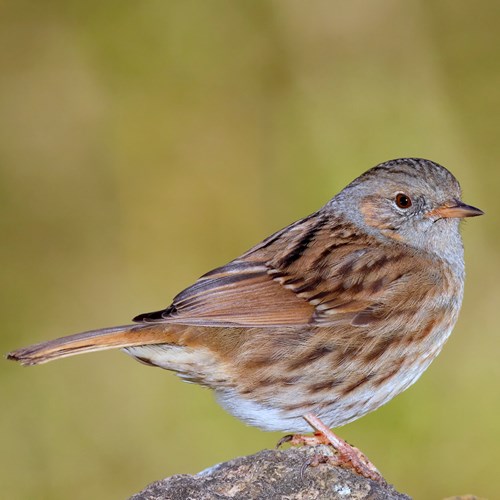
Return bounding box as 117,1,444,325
426,199,484,219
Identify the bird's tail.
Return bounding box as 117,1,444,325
7,324,173,366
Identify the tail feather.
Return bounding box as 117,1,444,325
7,324,173,366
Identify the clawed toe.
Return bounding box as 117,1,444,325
302,413,386,484
276,431,331,449
276,434,294,448
276,415,386,484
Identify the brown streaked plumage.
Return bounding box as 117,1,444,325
7,158,483,482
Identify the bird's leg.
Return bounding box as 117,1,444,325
278,412,384,483
303,412,383,482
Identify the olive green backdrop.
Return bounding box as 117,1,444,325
1,1,498,499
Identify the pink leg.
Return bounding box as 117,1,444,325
301,412,384,483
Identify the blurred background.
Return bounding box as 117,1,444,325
1,1,498,498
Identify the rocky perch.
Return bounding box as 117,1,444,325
130,445,410,500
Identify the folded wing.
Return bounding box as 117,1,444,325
134,210,435,329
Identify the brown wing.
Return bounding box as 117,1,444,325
134,210,438,328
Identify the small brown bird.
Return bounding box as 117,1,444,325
8,158,483,481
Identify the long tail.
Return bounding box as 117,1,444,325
7,324,173,366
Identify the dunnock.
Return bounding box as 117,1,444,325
8,158,483,481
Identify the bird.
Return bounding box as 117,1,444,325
7,157,483,481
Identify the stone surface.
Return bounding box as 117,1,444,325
130,445,411,500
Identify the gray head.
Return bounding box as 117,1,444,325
330,158,483,264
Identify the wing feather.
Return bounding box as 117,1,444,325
134,210,437,328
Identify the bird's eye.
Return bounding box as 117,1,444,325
395,193,412,209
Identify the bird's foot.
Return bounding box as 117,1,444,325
277,412,385,484
277,431,331,448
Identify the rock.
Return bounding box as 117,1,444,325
130,445,411,500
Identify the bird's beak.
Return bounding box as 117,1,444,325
426,199,484,219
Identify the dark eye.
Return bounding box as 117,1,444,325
395,193,412,209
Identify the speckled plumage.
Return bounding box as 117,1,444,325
8,158,482,437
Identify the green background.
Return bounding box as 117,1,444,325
1,2,498,499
